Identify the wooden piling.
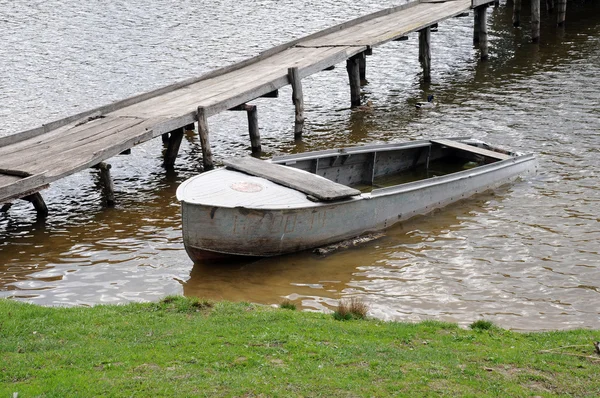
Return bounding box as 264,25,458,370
557,0,566,26
346,56,362,107
197,107,214,170
232,104,262,156
513,0,522,27
246,105,261,156
23,192,48,216
163,127,184,169
418,27,431,83
93,162,115,207
358,52,367,85
546,0,554,14
288,67,305,139
477,5,489,60
161,133,169,144
531,0,541,43
473,10,480,44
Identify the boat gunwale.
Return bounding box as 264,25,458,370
369,152,536,197
177,152,536,211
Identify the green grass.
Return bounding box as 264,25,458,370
1,296,600,397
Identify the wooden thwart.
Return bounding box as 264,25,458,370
223,157,361,201
431,139,511,160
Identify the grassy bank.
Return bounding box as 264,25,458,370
1,297,599,397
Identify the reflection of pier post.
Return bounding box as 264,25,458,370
557,0,567,26
419,27,431,82
197,107,214,171
532,0,541,42
513,0,522,27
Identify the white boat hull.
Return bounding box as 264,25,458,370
177,139,537,261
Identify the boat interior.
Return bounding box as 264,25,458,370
271,139,514,191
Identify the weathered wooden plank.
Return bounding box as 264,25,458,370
0,117,144,166
431,139,511,160
223,157,361,201
14,118,160,178
298,1,470,47
0,173,48,204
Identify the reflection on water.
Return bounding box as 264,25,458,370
1,1,600,331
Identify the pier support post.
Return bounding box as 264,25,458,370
231,104,261,156
476,5,489,60
288,67,305,139
474,10,480,44
531,0,541,43
513,0,522,27
23,192,48,217
161,133,169,144
246,105,261,156
163,127,185,169
546,0,554,13
419,27,431,83
197,107,214,171
557,0,566,26
93,162,115,207
346,55,362,107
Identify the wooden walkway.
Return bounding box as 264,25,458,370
0,0,491,214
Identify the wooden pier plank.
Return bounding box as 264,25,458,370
299,0,471,47
0,0,493,205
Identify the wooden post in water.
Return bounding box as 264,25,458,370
531,0,541,43
513,0,522,27
288,67,305,139
419,27,432,82
93,162,115,207
197,107,214,170
231,104,261,156
246,105,261,156
473,10,480,44
477,5,489,60
23,192,48,216
546,0,554,13
163,127,184,169
557,0,566,26
346,55,361,107
161,133,169,144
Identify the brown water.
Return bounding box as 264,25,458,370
1,0,599,331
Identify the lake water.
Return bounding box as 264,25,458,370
1,0,599,331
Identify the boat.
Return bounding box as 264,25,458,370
176,137,537,261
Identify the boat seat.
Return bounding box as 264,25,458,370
431,139,512,161
223,157,361,201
